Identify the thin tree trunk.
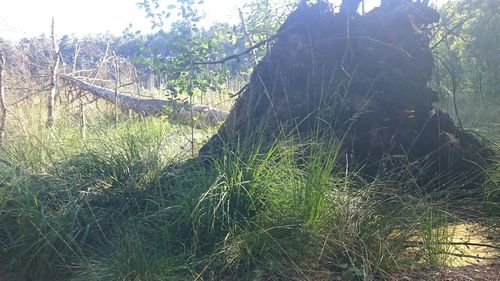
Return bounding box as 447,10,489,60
0,53,7,145
72,40,86,138
190,94,195,157
113,55,120,126
72,40,80,74
451,69,463,129
92,41,110,84
47,17,60,128
477,67,484,103
79,95,86,139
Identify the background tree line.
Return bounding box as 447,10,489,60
0,0,497,125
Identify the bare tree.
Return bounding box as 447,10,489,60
47,17,60,128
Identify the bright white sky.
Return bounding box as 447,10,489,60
0,0,242,40
0,0,446,41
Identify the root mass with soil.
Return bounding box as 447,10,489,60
200,0,494,191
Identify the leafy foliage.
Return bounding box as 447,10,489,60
432,0,500,124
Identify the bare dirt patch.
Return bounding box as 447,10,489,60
389,264,500,281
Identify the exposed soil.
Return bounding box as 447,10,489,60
388,263,500,281
1,264,499,281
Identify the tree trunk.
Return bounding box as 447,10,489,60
47,17,60,128
200,1,494,191
60,75,228,125
0,53,7,145
113,54,120,126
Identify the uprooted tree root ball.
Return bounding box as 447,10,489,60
200,0,495,192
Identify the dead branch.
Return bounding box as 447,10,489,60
194,35,276,65
60,75,228,125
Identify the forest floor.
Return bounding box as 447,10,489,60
388,263,500,281
1,262,499,281
0,263,498,281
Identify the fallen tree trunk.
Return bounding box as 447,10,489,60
200,1,495,191
61,75,174,115
61,75,228,125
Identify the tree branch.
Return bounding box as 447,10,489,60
229,83,249,98
194,35,276,65
430,18,468,51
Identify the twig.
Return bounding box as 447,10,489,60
194,35,276,65
229,83,249,98
407,240,500,250
91,41,111,84
430,18,468,51
66,69,97,75
437,252,499,260
443,241,500,249
117,82,134,89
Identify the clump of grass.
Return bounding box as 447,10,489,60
179,135,454,280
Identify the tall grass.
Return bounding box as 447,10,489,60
0,101,208,280
0,100,497,280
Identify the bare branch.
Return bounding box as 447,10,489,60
430,18,469,51
194,35,276,65
229,83,249,98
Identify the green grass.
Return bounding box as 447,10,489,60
0,100,498,281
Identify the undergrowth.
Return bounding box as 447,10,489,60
0,102,498,281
